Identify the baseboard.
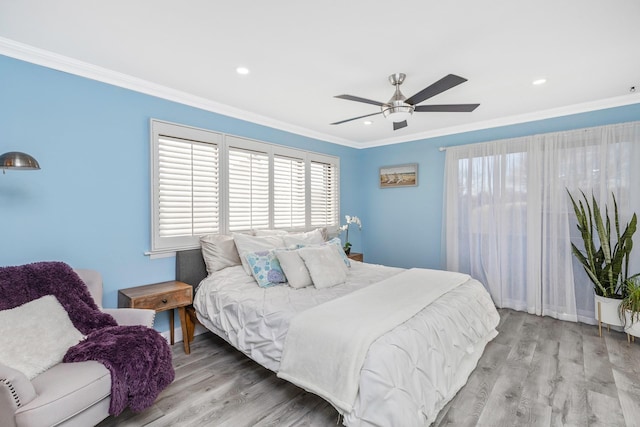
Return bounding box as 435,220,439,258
159,323,209,343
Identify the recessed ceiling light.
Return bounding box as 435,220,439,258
532,78,547,85
236,66,250,75
363,120,373,125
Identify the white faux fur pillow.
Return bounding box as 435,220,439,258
0,295,85,379
297,244,349,289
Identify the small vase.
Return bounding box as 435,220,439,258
344,247,351,255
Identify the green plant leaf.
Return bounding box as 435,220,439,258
567,189,637,298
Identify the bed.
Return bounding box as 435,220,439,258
176,234,500,426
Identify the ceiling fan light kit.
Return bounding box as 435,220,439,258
381,74,414,126
332,73,480,131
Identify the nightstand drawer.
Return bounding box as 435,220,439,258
118,281,192,312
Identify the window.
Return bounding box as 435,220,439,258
228,147,269,232
151,122,222,252
310,160,339,227
444,121,640,323
150,120,340,254
274,155,306,229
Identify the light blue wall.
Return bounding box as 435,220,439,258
361,102,640,269
2,53,638,332
0,55,363,332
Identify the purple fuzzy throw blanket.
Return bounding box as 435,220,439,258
0,261,174,415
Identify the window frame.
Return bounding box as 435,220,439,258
149,119,340,256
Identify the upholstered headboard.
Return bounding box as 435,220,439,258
175,248,208,289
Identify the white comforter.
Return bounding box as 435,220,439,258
278,268,471,414
193,262,499,426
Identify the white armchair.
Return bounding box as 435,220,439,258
0,269,156,427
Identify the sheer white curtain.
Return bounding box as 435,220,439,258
444,121,640,323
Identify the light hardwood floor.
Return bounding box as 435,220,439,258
99,309,640,426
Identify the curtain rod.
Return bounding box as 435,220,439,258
439,147,446,152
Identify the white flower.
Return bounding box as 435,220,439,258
345,215,362,229
341,214,363,231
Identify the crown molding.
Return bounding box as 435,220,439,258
0,37,357,148
2,36,639,150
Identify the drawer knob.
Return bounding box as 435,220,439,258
162,298,168,304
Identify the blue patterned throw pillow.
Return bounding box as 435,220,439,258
245,250,287,288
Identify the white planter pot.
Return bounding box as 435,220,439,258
594,295,623,337
623,310,640,339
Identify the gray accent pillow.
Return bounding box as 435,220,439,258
200,234,242,275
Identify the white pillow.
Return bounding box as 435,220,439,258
298,244,348,289
0,295,86,379
233,233,286,275
297,237,351,267
283,229,324,246
275,248,313,289
253,229,288,236
317,227,329,241
200,234,242,274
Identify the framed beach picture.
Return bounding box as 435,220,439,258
379,163,418,188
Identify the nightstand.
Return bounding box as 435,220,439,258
347,252,363,262
118,280,193,354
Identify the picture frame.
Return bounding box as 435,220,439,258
379,163,418,188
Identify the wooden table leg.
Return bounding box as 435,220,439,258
178,306,190,354
169,309,175,345
186,306,197,345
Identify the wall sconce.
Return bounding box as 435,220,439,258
1,152,41,174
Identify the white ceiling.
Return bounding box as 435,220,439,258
1,0,639,148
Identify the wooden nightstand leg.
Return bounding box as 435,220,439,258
186,306,197,344
186,307,197,344
178,306,190,354
169,309,175,345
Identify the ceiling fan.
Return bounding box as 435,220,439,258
331,73,480,131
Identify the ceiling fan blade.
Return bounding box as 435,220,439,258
405,74,468,106
414,104,480,112
335,94,385,107
330,112,382,125
393,120,408,131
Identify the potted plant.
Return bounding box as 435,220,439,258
620,278,640,342
567,190,637,333
339,214,362,255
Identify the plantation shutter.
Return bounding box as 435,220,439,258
274,155,306,229
154,135,219,250
228,147,269,231
310,160,339,227
150,120,340,255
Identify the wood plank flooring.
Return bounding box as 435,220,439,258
98,309,640,426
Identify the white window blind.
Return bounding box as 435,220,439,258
158,137,219,238
152,128,220,251
274,155,306,229
228,147,269,231
150,120,340,254
310,160,339,227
